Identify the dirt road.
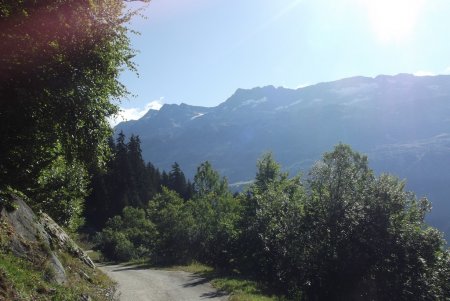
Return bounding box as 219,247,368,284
99,264,229,301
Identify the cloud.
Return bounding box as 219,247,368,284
109,98,164,126
413,70,435,76
121,100,164,120
444,67,450,74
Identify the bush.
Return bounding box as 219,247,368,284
147,188,194,264
94,148,450,300
95,207,157,262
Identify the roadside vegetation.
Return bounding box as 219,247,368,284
131,261,283,301
0,252,115,301
1,1,449,301
0,0,146,299
94,141,450,300
0,254,115,301
0,226,115,301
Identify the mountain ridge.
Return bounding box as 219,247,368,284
115,73,450,236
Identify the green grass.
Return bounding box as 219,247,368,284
211,276,282,301
0,250,116,301
57,251,117,300
129,260,280,300
165,261,213,273
91,249,287,301
167,262,287,301
0,252,73,300
85,249,102,262
211,275,290,301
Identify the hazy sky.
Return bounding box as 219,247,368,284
116,0,450,122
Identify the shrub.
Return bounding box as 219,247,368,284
95,207,157,261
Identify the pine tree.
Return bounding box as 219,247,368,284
127,135,149,207
161,171,170,190
146,162,162,199
168,162,188,198
185,180,194,200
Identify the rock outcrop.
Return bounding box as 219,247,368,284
0,193,95,284
40,212,95,269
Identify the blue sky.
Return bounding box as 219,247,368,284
114,0,450,123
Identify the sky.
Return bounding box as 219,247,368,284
114,0,450,123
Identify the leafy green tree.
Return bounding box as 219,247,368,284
362,175,450,301
186,192,241,268
193,161,228,197
254,153,284,191
239,153,305,289
300,144,450,300
91,145,450,300
297,144,375,299
0,0,146,197
233,147,450,300
34,156,89,232
144,162,240,267
96,206,157,262
147,188,194,264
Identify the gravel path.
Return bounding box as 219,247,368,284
99,264,229,301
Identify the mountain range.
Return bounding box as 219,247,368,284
115,73,450,237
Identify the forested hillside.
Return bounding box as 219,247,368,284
93,143,450,300
1,1,450,300
116,74,450,238
85,133,193,228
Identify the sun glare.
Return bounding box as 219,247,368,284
359,0,425,44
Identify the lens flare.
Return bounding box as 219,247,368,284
359,0,425,44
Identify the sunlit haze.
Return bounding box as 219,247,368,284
360,0,425,44
118,0,450,121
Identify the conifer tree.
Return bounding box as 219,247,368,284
168,162,188,199
146,162,162,199
127,135,149,207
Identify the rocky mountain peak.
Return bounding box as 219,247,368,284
114,74,450,238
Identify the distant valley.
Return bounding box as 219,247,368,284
116,74,450,237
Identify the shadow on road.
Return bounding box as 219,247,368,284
111,264,154,272
200,291,229,298
183,275,210,287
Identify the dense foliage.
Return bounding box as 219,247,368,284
34,156,89,232
85,133,193,228
95,206,157,261
96,144,450,300
2,3,448,299
0,0,147,228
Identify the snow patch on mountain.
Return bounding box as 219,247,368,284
233,97,268,111
275,99,304,111
191,113,206,120
332,83,378,97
